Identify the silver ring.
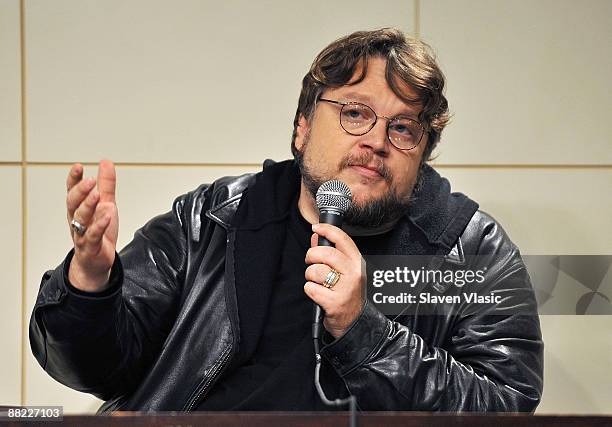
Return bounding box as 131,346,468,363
70,218,87,235
323,269,341,289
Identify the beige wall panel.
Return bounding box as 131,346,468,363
26,0,413,164
0,167,22,405
25,164,255,412
422,0,612,165
438,167,612,255
537,315,612,414
0,0,21,161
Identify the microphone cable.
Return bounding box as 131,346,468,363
313,337,357,427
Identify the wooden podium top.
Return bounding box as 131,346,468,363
4,412,611,427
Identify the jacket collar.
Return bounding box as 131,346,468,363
206,159,478,253
204,174,256,229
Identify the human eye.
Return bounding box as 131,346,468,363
389,118,421,143
341,105,368,122
389,122,415,137
342,104,373,123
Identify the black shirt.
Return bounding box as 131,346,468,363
197,197,346,410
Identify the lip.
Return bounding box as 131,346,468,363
350,165,382,179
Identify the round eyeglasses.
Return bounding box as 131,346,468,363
318,98,426,151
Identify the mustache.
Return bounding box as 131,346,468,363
339,153,393,182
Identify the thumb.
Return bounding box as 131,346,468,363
97,159,116,203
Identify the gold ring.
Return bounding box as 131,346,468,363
323,269,341,289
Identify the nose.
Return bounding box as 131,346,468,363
357,118,390,156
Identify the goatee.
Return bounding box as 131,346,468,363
296,144,422,229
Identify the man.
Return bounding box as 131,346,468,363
30,28,543,412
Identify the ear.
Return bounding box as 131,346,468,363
294,114,310,152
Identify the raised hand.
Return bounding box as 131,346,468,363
66,160,119,292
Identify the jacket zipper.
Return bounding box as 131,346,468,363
183,345,232,411
183,230,240,411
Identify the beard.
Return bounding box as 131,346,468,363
296,133,423,229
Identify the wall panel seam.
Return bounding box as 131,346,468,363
24,162,263,168
414,0,420,39
19,0,27,407
6,162,612,169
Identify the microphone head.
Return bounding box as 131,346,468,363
316,180,352,214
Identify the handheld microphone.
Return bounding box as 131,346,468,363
311,180,357,418
312,180,352,344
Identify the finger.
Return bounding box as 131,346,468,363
94,201,119,240
94,201,117,222
73,188,100,226
66,178,96,219
310,232,318,248
304,281,335,310
66,163,84,192
97,159,116,203
312,223,360,257
305,263,335,285
305,246,348,272
82,214,112,255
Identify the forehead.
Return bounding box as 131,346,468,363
325,57,422,112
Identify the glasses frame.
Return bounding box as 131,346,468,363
318,98,426,151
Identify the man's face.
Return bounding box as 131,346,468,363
294,57,427,227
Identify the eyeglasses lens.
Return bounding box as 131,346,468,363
340,103,422,150
388,118,423,150
340,104,375,133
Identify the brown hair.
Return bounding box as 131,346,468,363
291,28,449,161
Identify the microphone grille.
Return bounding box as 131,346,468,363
316,180,352,214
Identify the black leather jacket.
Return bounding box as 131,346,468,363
30,160,543,412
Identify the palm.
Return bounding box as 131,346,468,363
96,201,118,267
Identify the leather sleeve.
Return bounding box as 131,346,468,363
29,187,206,400
321,212,544,412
